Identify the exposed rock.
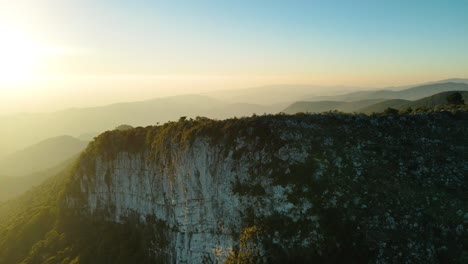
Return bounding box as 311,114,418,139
65,112,467,263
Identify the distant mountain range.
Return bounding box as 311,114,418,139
1,80,467,158
283,99,384,114
284,82,468,114
0,156,76,201
205,78,468,105
424,78,468,85
358,91,468,114
0,79,466,202
0,135,88,177
204,84,367,105
0,95,281,156
304,82,468,102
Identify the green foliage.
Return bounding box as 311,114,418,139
383,107,399,115
225,111,466,263
399,107,412,114
0,164,168,264
0,168,71,264
0,111,466,263
114,124,134,131
447,92,465,105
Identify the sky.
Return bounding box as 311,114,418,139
0,0,467,113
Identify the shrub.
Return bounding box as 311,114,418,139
446,92,464,105
383,107,399,115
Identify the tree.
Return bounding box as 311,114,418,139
383,107,399,115
399,107,413,114
115,124,133,131
446,92,464,105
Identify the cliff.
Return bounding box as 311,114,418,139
61,112,467,263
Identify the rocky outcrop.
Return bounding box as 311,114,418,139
65,112,467,263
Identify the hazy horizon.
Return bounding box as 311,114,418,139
3,77,465,115
1,1,467,114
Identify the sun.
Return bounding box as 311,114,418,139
0,25,49,84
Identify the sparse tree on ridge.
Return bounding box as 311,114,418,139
446,92,464,105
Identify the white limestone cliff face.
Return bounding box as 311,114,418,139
67,135,311,263
65,113,467,263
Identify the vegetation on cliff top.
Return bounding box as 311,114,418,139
0,111,466,263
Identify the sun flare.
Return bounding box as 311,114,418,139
0,26,51,84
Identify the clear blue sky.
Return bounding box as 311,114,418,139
27,0,468,77
0,0,467,112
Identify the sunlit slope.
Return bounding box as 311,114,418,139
0,135,88,177
0,156,77,202
2,82,467,157
0,95,281,157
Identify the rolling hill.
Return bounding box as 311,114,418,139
2,81,467,157
283,83,468,114
305,82,468,102
0,94,283,156
283,99,384,114
204,84,365,105
0,156,77,201
0,135,88,177
358,91,468,114
356,99,411,114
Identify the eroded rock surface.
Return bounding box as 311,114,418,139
66,113,467,263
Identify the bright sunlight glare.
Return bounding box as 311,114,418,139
0,24,55,85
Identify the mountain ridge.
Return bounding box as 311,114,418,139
0,94,281,157
0,135,88,177
358,91,468,114
283,83,468,114
304,82,468,102
1,112,465,263
283,99,384,114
